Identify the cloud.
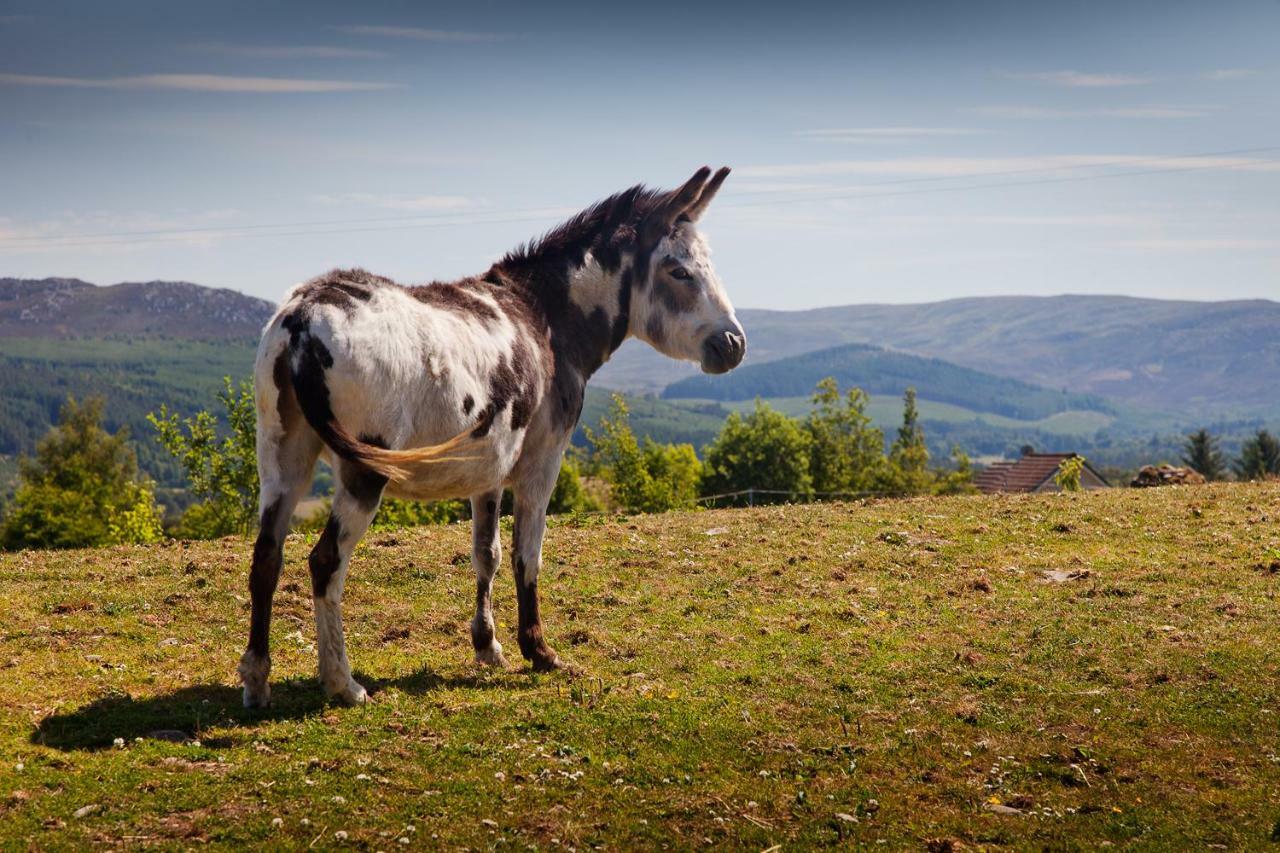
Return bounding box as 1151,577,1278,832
0,208,247,254
889,213,1158,228
189,43,389,60
1111,238,1278,251
738,154,1280,179
975,105,1208,119
334,25,511,42
0,73,398,93
310,193,484,211
1204,68,1259,81
1005,70,1153,87
794,127,983,142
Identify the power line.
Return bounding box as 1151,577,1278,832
1,144,1276,251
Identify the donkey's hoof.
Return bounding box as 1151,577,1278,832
238,652,271,708
327,680,369,706
529,650,564,673
474,641,509,668
242,684,271,709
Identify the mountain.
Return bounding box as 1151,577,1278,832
0,277,275,339
596,295,1280,415
663,342,1115,421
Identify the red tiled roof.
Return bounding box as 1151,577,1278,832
974,453,1095,494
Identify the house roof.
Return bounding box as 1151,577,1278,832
973,452,1107,494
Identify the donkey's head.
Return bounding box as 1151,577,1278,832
631,167,746,374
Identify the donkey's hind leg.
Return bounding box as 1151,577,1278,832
239,371,320,708
310,463,385,705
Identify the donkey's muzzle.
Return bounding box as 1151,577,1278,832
701,328,746,374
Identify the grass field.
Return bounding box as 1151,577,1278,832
2,484,1278,848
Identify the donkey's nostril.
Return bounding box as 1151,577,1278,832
725,332,745,363
702,329,746,374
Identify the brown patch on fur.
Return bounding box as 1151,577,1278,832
246,498,285,657
514,557,559,670
308,516,342,598
408,279,500,323
271,350,300,431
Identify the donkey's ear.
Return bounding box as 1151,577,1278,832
666,166,712,216
684,166,730,222
642,167,711,242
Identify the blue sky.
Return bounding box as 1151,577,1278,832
1,0,1277,309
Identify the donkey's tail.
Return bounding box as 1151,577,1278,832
285,334,479,482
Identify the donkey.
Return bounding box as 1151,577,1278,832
238,167,745,707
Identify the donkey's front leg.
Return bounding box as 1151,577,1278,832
470,489,508,667
309,483,382,705
512,470,563,672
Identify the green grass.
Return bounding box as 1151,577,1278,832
2,484,1279,847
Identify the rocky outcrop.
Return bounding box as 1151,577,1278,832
0,277,275,339
1130,464,1206,488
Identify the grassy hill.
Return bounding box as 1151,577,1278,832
596,295,1280,417
3,484,1278,847
663,343,1116,421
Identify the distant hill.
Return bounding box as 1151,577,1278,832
662,342,1115,421
596,294,1280,415
0,277,275,339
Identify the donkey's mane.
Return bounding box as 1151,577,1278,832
500,184,668,268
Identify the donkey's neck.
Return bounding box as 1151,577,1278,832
492,251,633,382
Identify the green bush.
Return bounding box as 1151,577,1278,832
1234,430,1280,481
585,395,701,513
548,455,602,515
149,377,258,537
372,497,468,530
1,397,163,550
804,377,887,494
701,401,813,505
1054,455,1085,492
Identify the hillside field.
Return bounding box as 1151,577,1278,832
2,484,1278,847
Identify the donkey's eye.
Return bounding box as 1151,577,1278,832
669,266,693,281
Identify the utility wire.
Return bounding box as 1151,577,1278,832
2,144,1276,251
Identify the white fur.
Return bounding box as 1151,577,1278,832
631,226,742,366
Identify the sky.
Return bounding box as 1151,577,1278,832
1,0,1277,310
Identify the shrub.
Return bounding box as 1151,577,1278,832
149,377,258,537
1,396,163,550
701,401,813,505
585,395,702,513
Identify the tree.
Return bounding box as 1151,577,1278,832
883,388,931,495
149,377,258,538
701,400,813,505
585,395,701,513
934,446,977,495
1182,429,1227,481
804,378,886,494
1234,429,1280,481
1054,455,1085,492
1,396,163,550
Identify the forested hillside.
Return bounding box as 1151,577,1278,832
663,343,1116,421
597,294,1280,416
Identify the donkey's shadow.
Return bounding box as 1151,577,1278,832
32,666,507,752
